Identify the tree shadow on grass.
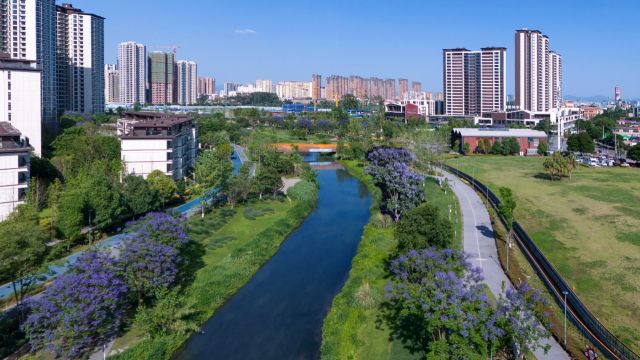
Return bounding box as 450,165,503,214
533,173,552,181
177,240,206,289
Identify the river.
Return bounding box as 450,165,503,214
174,163,371,359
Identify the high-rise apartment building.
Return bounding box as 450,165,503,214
312,74,322,100
118,41,146,106
175,60,197,105
325,75,348,100
104,64,119,104
1,0,56,126
384,79,396,100
443,47,506,116
515,29,562,111
147,51,174,105
411,81,422,94
223,82,238,96
0,55,42,156
197,77,215,96
256,79,273,93
548,51,562,110
615,85,621,105
275,81,311,100
56,3,104,114
398,78,409,99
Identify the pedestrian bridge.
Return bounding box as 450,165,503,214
274,143,338,153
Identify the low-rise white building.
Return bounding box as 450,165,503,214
0,122,32,221
0,55,42,156
118,112,198,180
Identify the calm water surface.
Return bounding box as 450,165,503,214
174,166,371,360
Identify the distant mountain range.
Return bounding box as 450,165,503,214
564,95,640,103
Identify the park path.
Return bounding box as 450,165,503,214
232,143,256,177
439,169,569,360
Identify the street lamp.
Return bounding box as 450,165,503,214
563,290,569,346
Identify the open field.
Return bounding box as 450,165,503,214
320,161,461,360
446,156,640,353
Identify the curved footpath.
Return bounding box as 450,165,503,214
439,169,569,360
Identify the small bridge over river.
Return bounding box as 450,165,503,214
274,143,338,153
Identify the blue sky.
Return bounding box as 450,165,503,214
74,0,639,98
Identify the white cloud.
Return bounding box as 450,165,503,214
235,28,257,35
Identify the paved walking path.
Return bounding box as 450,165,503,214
440,169,569,360
232,143,256,177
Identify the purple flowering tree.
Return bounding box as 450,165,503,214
22,251,128,359
495,282,551,358
365,147,424,221
117,234,179,302
381,248,551,358
125,212,189,248
381,248,500,358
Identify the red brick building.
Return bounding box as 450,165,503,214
452,128,547,156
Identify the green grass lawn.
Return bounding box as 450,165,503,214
320,161,462,360
109,189,317,359
446,156,640,353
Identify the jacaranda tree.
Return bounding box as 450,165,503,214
22,251,128,359
117,234,179,302
125,212,189,249
365,147,424,221
381,248,550,359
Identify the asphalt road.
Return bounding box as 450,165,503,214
440,169,570,360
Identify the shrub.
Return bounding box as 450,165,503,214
287,180,317,203
394,203,453,253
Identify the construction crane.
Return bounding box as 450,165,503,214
151,44,180,55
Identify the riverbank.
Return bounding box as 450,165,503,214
320,161,462,359
108,181,318,359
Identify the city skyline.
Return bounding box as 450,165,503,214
65,0,640,98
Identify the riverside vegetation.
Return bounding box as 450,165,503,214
322,148,549,359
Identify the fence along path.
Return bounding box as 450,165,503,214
441,163,639,360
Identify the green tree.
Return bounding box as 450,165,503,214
567,133,595,153
537,140,549,156
194,150,233,190
86,175,124,230
340,94,360,110
534,118,551,134
147,170,177,203
55,186,86,239
578,132,595,153
491,140,503,154
498,187,516,229
253,167,282,199
463,142,471,155
628,145,640,162
498,187,516,270
502,137,521,155
0,210,48,306
394,203,453,253
226,163,253,208
122,175,160,216
133,102,142,112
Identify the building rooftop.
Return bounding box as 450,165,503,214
0,122,32,153
453,128,548,138
0,122,22,137
56,3,105,19
121,112,194,128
